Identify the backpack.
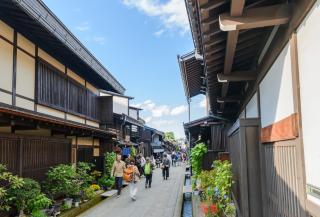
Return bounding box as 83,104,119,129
144,163,151,175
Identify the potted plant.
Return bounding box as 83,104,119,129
83,186,95,202
8,178,51,217
44,164,79,209
0,164,24,213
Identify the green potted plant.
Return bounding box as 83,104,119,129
190,143,208,178
0,164,24,213
44,164,78,209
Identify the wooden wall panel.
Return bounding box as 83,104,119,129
262,139,306,217
0,134,71,181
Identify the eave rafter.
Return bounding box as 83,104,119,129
219,4,291,31
217,1,292,115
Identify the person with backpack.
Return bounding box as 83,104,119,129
144,157,154,188
127,159,140,201
162,154,170,180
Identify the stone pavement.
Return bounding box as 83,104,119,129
78,166,185,217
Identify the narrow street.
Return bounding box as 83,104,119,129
79,166,185,217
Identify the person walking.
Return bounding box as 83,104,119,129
144,157,154,188
111,154,126,197
162,154,170,180
156,156,161,168
127,159,140,201
140,154,146,177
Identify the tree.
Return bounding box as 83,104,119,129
164,132,176,143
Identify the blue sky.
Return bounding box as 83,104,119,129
43,0,206,138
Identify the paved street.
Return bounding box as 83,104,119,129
79,166,185,217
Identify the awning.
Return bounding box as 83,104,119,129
178,51,205,99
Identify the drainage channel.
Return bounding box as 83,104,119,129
182,166,192,217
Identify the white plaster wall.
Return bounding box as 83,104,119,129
246,92,259,118
16,97,34,111
86,120,99,128
0,20,13,42
77,137,93,146
0,92,12,105
0,39,13,92
16,50,35,99
259,43,294,128
129,109,138,119
113,96,129,115
297,1,320,192
37,105,65,119
17,33,35,56
66,114,86,124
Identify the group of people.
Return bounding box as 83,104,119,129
110,153,174,201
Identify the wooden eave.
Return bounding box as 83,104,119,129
178,51,205,99
0,105,116,136
185,0,292,118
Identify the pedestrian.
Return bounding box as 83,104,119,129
171,152,177,167
156,156,161,168
162,154,170,180
144,157,154,188
140,154,146,177
127,159,140,201
111,154,126,197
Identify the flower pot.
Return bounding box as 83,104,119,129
74,201,80,207
64,198,73,209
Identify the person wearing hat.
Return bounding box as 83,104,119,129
144,157,155,188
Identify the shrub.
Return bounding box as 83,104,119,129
8,178,41,213
31,210,47,217
98,176,114,189
44,164,80,199
76,162,94,188
90,184,100,191
190,143,207,177
104,152,116,177
0,164,24,212
197,160,234,217
83,186,95,200
27,193,52,214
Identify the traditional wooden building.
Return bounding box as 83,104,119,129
0,0,129,180
141,126,165,157
180,0,319,216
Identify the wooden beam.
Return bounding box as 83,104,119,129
217,71,256,82
219,4,291,31
201,0,229,12
219,0,245,111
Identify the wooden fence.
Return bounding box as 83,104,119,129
0,133,71,181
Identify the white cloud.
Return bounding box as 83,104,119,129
199,97,207,108
75,22,90,31
134,99,187,118
121,0,189,34
93,36,106,45
154,29,165,37
152,105,170,117
171,105,187,116
144,116,152,123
